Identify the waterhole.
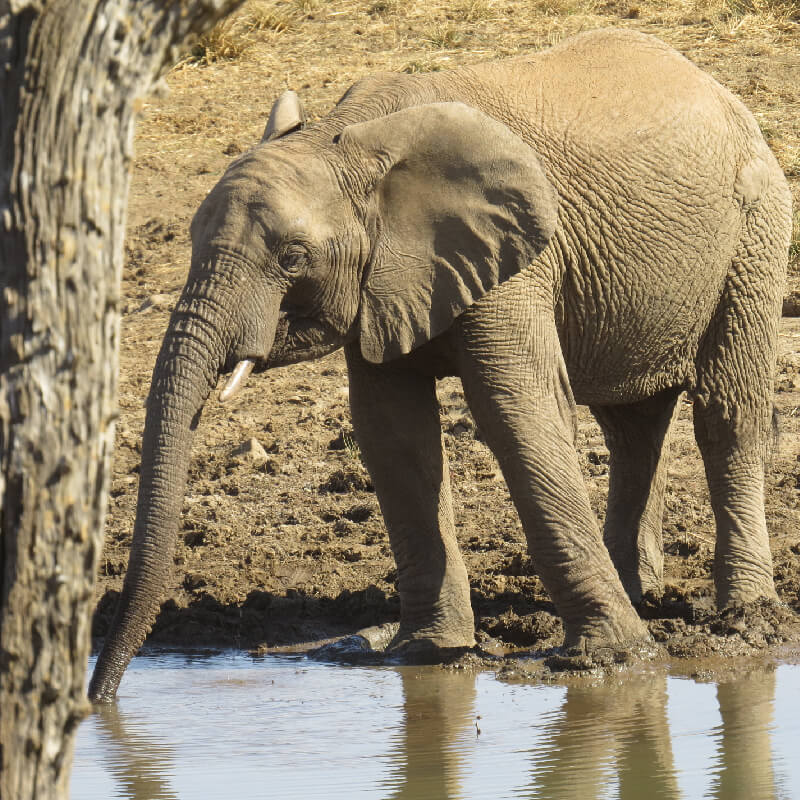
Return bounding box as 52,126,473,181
73,651,800,799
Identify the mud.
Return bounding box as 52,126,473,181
92,6,800,675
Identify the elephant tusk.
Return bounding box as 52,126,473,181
219,359,255,403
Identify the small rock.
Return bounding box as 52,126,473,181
183,572,206,591
138,293,173,313
230,437,268,464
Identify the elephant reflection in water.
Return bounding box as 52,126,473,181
91,666,482,799
387,667,478,799
90,665,779,799
712,668,778,800
529,674,680,799
93,705,178,800
528,669,778,800
387,667,779,800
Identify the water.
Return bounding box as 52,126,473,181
72,652,800,799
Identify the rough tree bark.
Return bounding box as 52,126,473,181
0,2,245,797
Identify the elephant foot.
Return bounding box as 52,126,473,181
385,624,476,665
545,637,660,672
633,589,671,620
552,610,656,671
386,638,474,665
612,560,664,606
715,576,779,610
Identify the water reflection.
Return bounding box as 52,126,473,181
385,668,477,799
711,668,776,800
92,705,179,800
528,675,679,799
73,655,795,800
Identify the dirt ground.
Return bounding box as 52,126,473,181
92,0,800,665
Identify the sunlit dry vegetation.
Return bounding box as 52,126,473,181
163,0,797,285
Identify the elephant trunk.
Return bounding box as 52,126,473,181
89,257,279,703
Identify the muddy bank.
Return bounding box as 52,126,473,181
93,318,800,665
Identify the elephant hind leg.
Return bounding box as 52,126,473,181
690,199,787,608
591,388,682,603
692,402,778,608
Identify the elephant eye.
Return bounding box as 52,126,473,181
280,243,310,277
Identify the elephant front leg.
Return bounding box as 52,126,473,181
457,295,649,653
345,344,475,656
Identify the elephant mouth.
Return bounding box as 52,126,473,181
220,307,323,403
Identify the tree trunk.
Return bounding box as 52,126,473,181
0,2,245,797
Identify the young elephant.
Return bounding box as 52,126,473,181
89,28,792,701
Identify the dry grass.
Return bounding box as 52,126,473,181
400,58,445,73
725,0,800,18
164,0,798,280
791,212,800,268
185,0,800,67
184,16,254,64
185,0,800,58
785,149,800,179
423,24,466,48
367,0,396,15
249,5,295,32
456,0,498,21
180,1,297,65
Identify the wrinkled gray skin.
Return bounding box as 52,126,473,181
89,29,792,702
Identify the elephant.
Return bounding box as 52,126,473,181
88,28,792,702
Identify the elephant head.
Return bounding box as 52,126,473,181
88,91,557,702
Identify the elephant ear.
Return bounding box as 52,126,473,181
338,102,558,364
262,90,306,142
